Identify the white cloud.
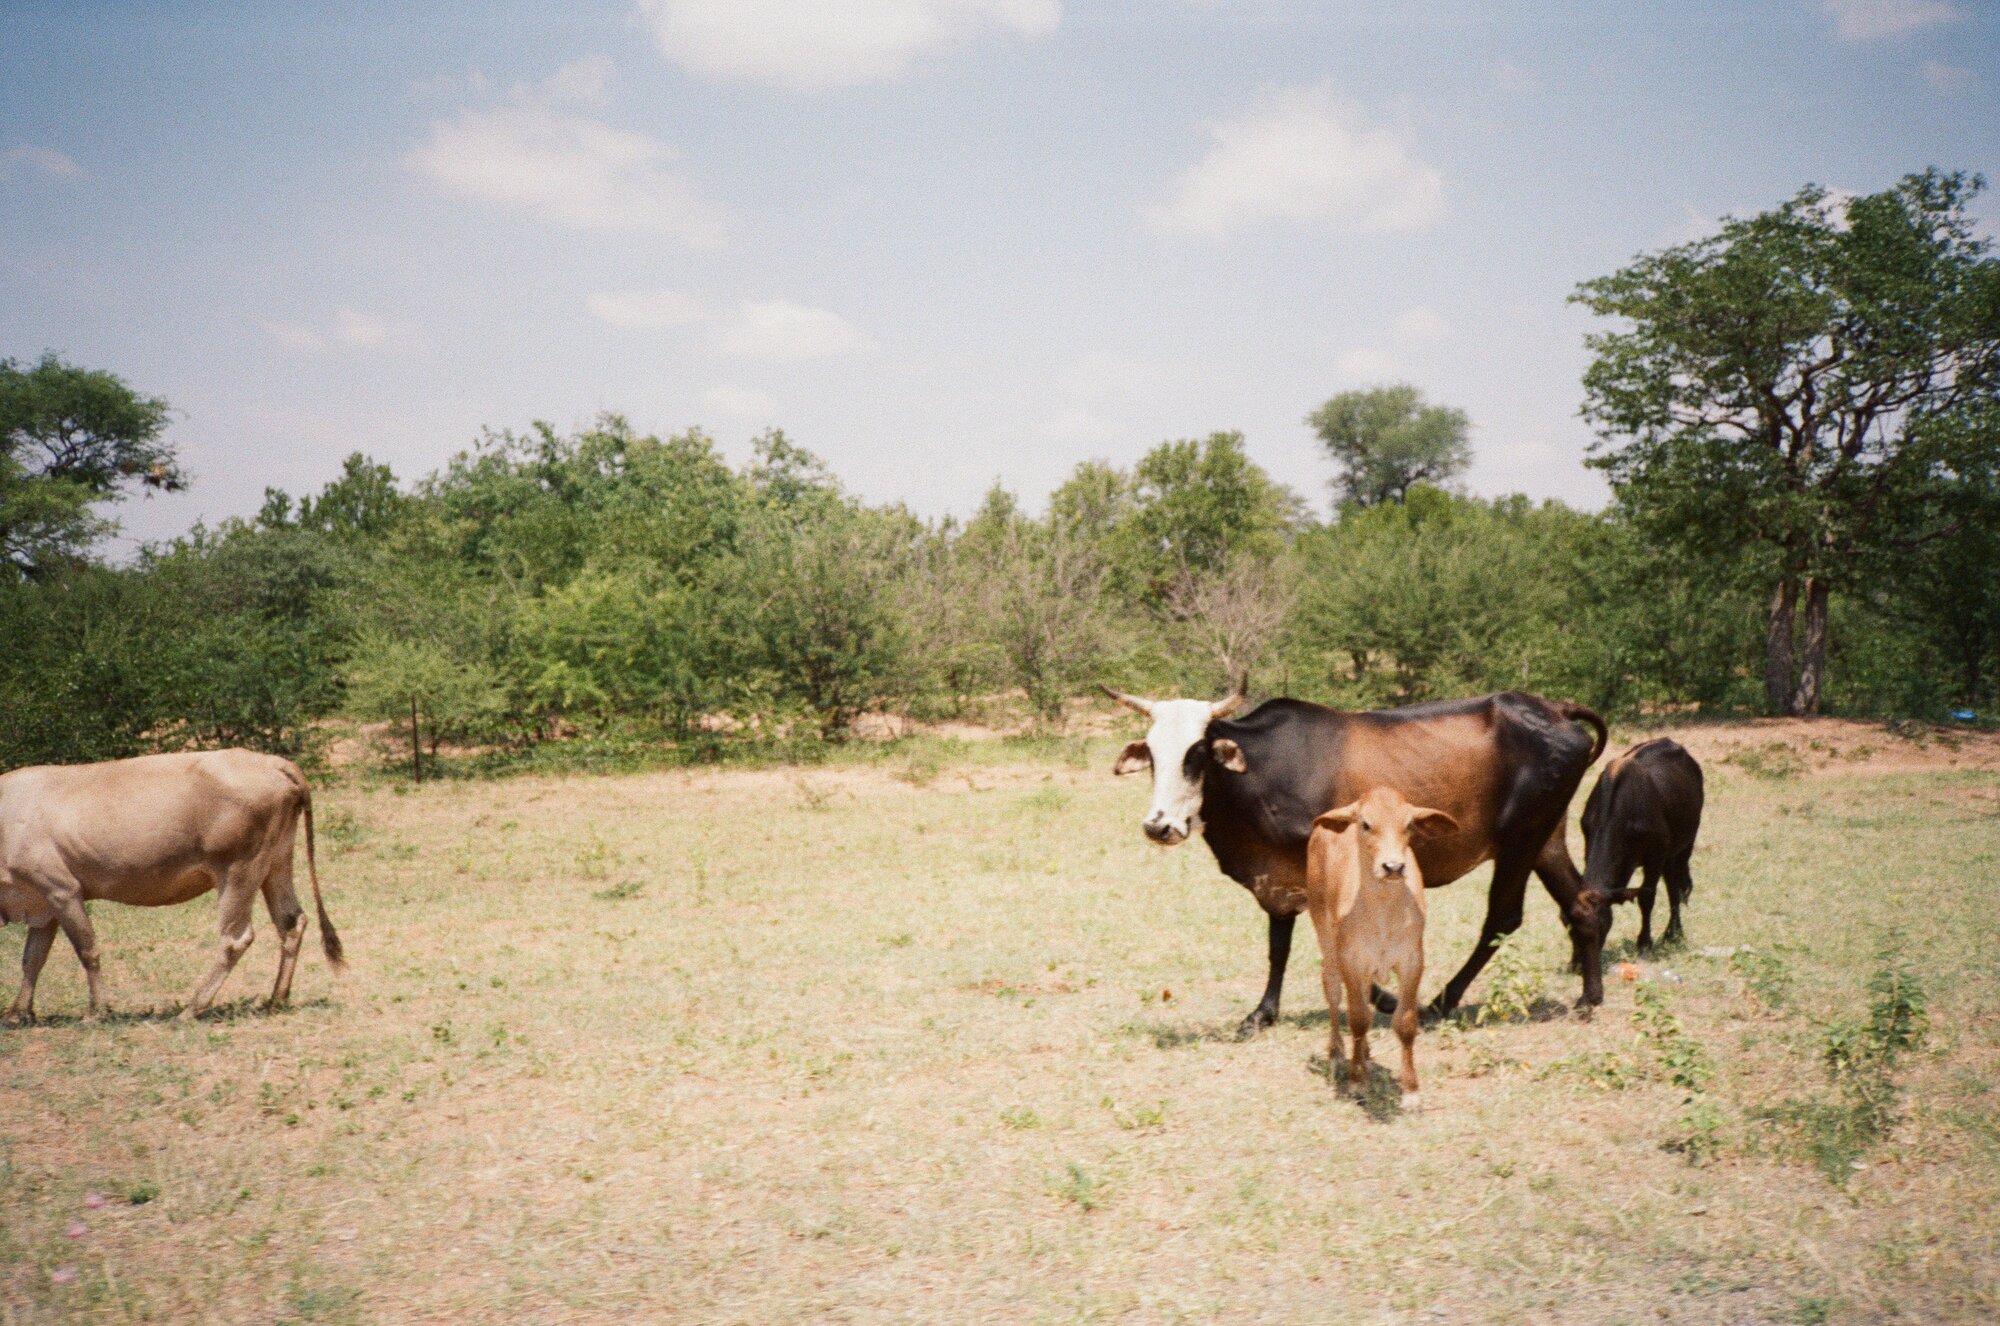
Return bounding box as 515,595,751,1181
264,307,424,354
1148,84,1444,237
716,300,876,359
404,59,723,240
1823,0,1962,41
1923,60,1977,93
1334,348,1399,380
586,288,710,328
702,384,780,418
1392,306,1448,344
2,145,82,178
537,55,615,107
637,0,1060,91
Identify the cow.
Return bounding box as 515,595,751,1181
1307,786,1456,1110
1105,683,1609,1033
0,750,342,1022
1578,738,1704,954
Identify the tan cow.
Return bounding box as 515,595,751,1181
0,750,342,1022
1306,786,1456,1109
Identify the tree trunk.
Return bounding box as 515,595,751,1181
1793,577,1831,716
410,696,423,785
1765,576,1799,715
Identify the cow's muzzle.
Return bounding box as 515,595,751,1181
1143,817,1188,846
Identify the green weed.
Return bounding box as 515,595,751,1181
1475,931,1544,1025
1730,946,1793,1010
1048,1162,1104,1212
1759,941,1930,1183
591,879,647,902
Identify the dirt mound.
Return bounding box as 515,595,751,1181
1625,716,2000,778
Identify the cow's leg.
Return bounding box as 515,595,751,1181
1308,907,1342,1066
1393,958,1422,1110
45,891,106,1020
1430,844,1538,1019
1236,912,1295,1039
261,854,307,1009
1663,852,1693,948
1342,967,1372,1094
182,874,257,1020
5,923,58,1024
1635,865,1661,954
1532,827,1606,1010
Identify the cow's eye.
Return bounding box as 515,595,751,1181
1182,742,1207,778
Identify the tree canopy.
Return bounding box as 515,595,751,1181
1574,169,2000,714
1306,384,1471,510
0,353,180,577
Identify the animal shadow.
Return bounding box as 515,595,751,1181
1440,997,1575,1029
1126,1017,1258,1049
1307,1053,1407,1122
15,995,331,1029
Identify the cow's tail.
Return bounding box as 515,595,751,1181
298,780,345,968
1558,700,1609,764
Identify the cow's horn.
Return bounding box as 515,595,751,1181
1210,673,1249,719
1100,684,1154,716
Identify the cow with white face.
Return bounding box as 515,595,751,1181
1105,685,1247,845
1103,683,1613,1037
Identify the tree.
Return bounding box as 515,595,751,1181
1574,170,2000,715
344,630,506,779
0,353,181,577
1306,384,1471,510
1116,431,1301,601
959,485,1113,725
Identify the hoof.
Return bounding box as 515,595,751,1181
1400,1091,1422,1113
1235,1011,1274,1041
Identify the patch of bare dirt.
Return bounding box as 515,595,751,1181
1628,716,2000,777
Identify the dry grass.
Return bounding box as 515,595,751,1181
2,731,1997,1324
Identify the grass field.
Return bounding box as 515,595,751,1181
2,725,1997,1324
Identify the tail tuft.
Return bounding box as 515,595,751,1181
298,776,346,969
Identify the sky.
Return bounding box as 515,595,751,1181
3,0,1996,551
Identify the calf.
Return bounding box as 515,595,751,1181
0,750,342,1022
1307,787,1457,1109
1579,738,1704,953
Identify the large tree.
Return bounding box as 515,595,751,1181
0,353,181,577
1574,170,2000,714
1306,383,1471,510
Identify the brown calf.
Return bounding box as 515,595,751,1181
1306,787,1457,1109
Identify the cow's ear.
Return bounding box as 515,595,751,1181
1112,740,1152,776
1212,737,1248,773
1315,801,1362,834
1408,807,1460,841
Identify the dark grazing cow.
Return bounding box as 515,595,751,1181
1105,684,1609,1032
1579,738,1704,953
